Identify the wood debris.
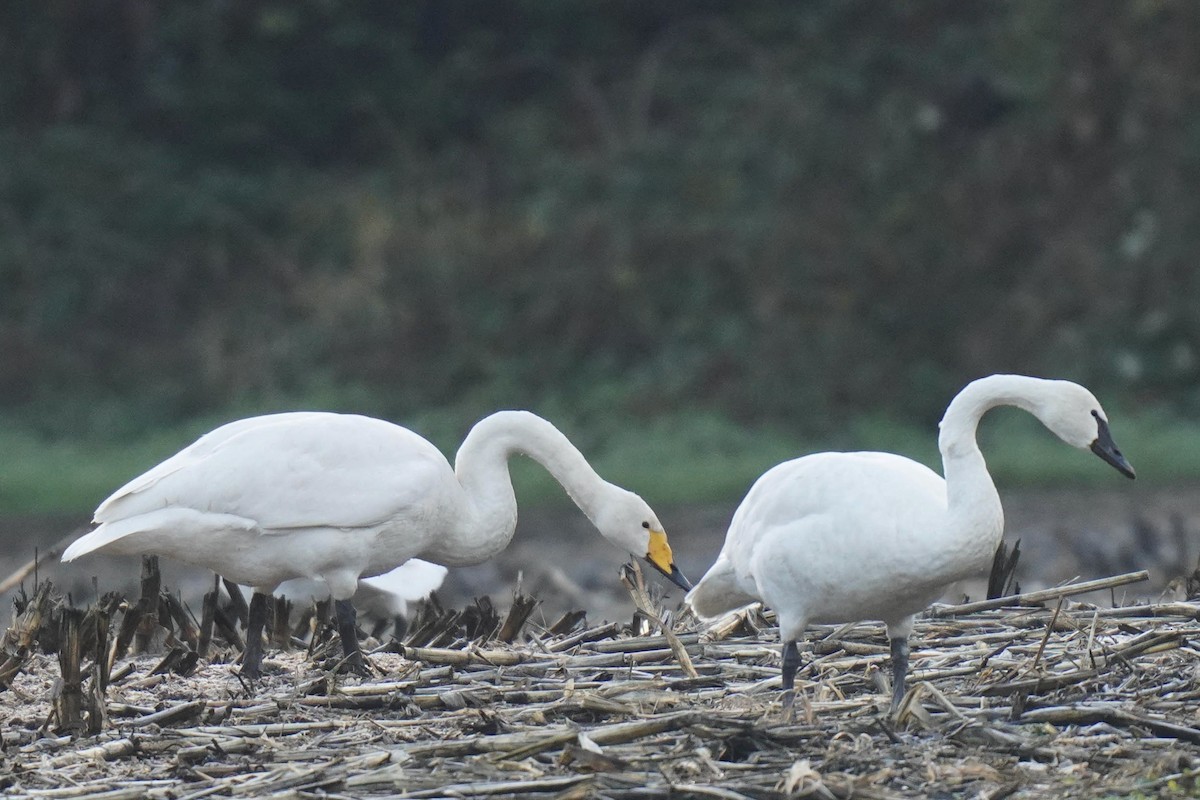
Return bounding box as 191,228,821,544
2,568,1199,798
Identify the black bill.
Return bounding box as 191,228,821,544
645,557,693,591
1090,416,1136,479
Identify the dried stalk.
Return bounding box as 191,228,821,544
1020,703,1200,744
620,561,699,678
929,570,1149,617
54,606,85,733
497,593,538,642
132,556,162,654
12,570,1200,800
0,581,56,689
399,644,537,666
401,776,593,798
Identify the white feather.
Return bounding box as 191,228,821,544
272,559,448,619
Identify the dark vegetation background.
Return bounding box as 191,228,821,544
2,0,1198,513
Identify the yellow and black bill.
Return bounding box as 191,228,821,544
645,529,692,591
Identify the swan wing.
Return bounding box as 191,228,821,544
721,451,945,560
94,413,451,531
94,413,329,518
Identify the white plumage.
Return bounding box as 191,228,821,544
272,558,449,636
63,410,689,676
686,375,1135,714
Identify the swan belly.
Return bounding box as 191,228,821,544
745,515,962,639
69,508,399,596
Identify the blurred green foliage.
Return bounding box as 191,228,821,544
2,1,1199,450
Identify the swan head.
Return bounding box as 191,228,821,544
1036,381,1136,479
592,485,691,590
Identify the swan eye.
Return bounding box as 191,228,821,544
1091,410,1099,418
642,521,650,529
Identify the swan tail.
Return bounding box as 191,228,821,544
61,508,257,562
685,556,758,619
62,517,151,561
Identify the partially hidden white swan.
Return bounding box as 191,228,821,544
272,558,449,639
63,410,691,676
685,375,1135,714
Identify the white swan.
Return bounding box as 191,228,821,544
62,410,690,676
272,558,449,638
685,375,1135,714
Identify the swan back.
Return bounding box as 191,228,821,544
93,413,450,532
93,413,330,522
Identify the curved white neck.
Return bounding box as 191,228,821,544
445,411,610,563
936,375,1052,565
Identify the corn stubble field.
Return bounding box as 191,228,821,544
3,558,1200,800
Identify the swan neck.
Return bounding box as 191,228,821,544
452,412,607,557
938,375,1044,462
935,376,1045,558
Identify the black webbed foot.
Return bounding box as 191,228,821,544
889,636,910,714
334,598,370,676
240,590,270,681
780,640,802,722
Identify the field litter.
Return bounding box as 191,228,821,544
2,562,1200,799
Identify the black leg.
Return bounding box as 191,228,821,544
392,614,408,642
889,636,910,712
242,591,269,679
334,599,367,675
780,640,802,719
